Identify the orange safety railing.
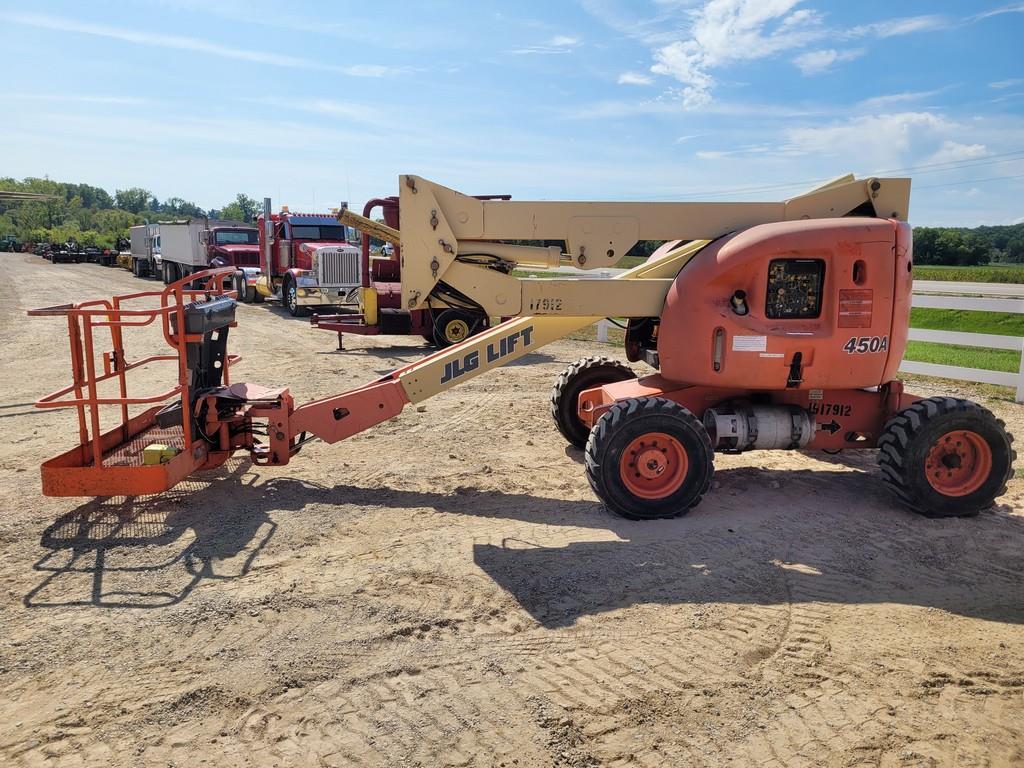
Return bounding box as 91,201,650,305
29,268,240,473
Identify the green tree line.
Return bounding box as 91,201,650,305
0,177,261,249
3,176,1022,264
912,224,1024,265
624,224,1024,266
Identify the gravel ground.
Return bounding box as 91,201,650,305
1,254,1022,767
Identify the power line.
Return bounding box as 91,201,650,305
915,172,1024,190
649,149,1024,200
872,149,1024,176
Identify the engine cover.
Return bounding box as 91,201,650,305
657,218,912,390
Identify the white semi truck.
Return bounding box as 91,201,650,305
128,223,161,278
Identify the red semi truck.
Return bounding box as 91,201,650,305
253,199,363,316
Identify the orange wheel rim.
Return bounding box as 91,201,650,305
924,430,992,497
620,432,688,500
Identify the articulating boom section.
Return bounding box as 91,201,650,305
394,173,910,317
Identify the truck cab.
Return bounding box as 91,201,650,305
207,226,260,268
254,202,362,316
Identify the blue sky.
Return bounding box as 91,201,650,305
1,0,1022,226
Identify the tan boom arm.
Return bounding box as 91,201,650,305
396,174,910,314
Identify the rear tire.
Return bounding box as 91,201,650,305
877,396,1015,518
585,397,714,520
551,356,636,449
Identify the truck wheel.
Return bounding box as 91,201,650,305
232,274,250,303
877,397,1015,518
551,357,636,449
585,397,714,520
252,289,265,304
284,276,307,317
432,309,483,348
131,258,142,278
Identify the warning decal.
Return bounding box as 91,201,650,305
732,335,767,352
838,289,873,328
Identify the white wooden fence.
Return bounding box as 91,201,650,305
902,284,1024,402
594,280,1024,403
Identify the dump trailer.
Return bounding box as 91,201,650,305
29,174,1016,521
156,219,260,299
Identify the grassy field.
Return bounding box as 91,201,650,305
912,264,1024,283
904,307,1022,374
904,341,1020,373
910,307,1024,336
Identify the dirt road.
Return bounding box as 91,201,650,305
1,254,1022,767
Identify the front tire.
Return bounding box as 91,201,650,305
284,276,306,317
878,397,1015,518
585,397,714,520
551,356,636,449
233,274,253,303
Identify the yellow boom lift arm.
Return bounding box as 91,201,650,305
335,173,910,405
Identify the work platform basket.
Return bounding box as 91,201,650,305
29,268,240,497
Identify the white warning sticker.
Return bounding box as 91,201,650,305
732,335,767,352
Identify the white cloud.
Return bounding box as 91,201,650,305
793,48,864,75
244,98,383,124
990,78,1024,89
782,112,955,167
927,140,988,164
595,1,958,108
0,92,148,105
0,11,403,77
857,89,946,109
849,14,950,38
618,72,654,86
972,3,1024,21
509,34,581,55
649,0,826,108
560,99,678,120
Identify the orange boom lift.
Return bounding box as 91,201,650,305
30,174,1015,519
